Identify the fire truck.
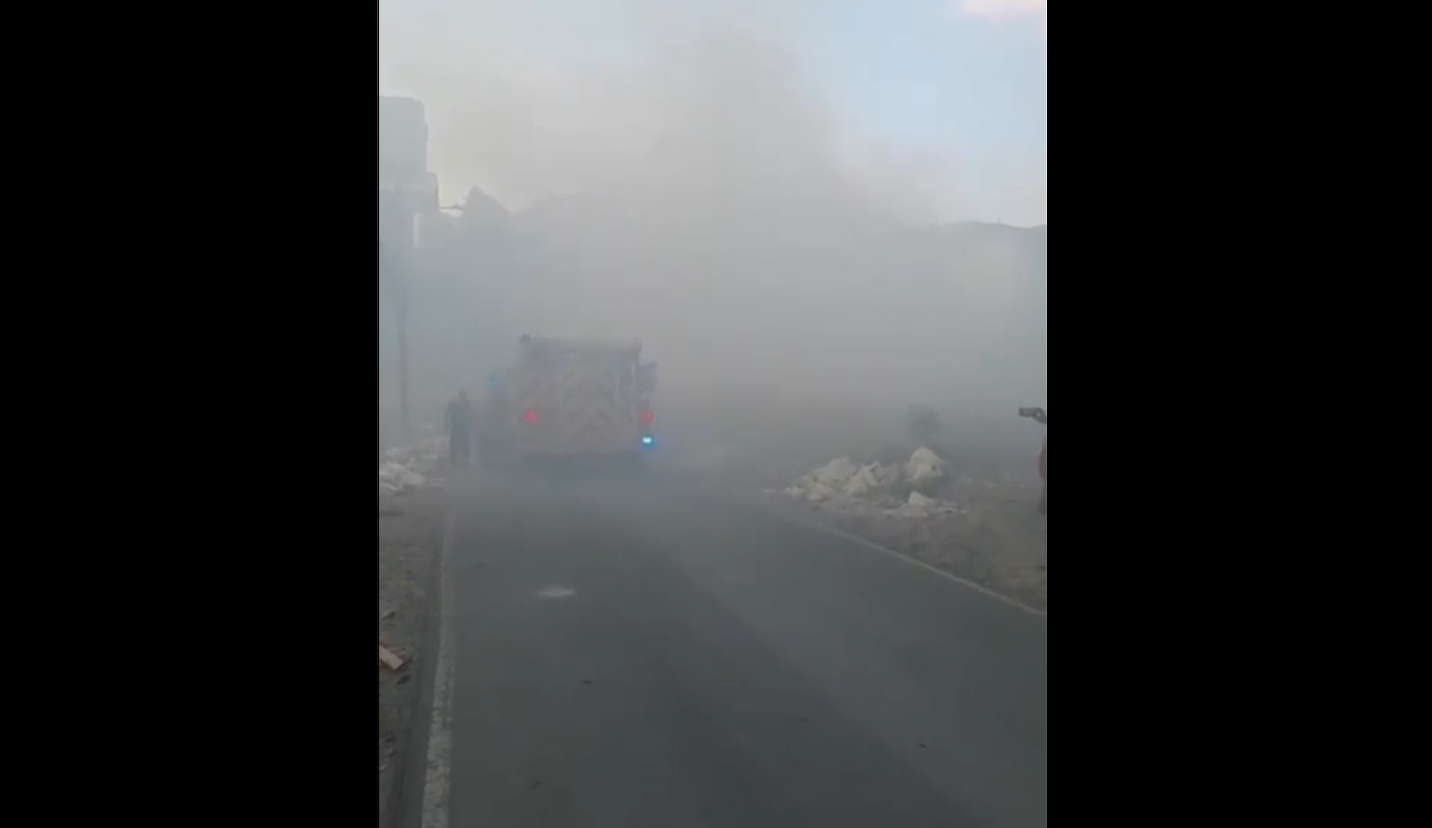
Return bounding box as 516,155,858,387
480,335,658,471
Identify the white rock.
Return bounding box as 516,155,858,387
841,463,888,498
885,489,966,519
904,447,947,490
379,460,427,493
786,457,861,502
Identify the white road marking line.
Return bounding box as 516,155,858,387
536,584,576,599
743,495,1048,619
420,507,457,828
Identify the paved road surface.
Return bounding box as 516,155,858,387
444,470,1046,828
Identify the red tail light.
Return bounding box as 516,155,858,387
523,409,539,425
639,409,655,424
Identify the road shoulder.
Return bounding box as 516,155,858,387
751,488,1047,612
379,485,447,828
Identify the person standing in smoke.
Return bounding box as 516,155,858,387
445,389,474,466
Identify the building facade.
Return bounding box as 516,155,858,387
379,95,439,266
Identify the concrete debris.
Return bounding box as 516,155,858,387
783,447,962,519
379,444,443,495
784,457,861,502
886,490,965,519
379,461,426,493
844,462,899,498
904,447,948,492
379,644,405,671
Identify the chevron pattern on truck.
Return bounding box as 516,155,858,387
511,341,641,456
554,359,632,453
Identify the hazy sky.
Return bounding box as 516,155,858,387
379,0,1047,226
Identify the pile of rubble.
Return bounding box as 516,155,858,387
781,447,966,518
378,444,442,495
776,447,1048,609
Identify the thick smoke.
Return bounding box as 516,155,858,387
381,1,1045,444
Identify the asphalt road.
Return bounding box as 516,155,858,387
445,469,1047,828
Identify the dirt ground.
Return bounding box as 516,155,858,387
651,397,1048,611
378,481,446,827
762,475,1048,610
